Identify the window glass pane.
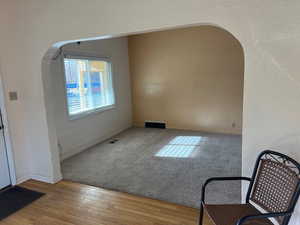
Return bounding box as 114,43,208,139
64,58,114,116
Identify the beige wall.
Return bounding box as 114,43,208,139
128,26,244,134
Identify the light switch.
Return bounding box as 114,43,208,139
9,91,18,101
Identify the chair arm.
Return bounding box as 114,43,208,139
201,177,251,203
236,211,292,225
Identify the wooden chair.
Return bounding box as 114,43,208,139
199,150,300,225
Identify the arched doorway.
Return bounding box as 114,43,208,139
42,24,244,207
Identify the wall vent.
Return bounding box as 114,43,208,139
109,139,119,144
145,121,166,129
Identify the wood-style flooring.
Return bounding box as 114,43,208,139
1,180,213,225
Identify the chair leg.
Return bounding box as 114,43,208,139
198,202,204,225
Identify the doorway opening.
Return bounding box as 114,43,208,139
43,24,244,207
0,110,11,189
0,72,16,189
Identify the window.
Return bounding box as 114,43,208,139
63,56,115,118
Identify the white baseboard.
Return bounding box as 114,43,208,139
60,125,132,161
16,174,32,185
31,174,54,183
16,173,60,184
52,172,63,184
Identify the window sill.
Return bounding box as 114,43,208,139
68,105,115,121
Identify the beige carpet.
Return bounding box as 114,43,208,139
62,127,242,208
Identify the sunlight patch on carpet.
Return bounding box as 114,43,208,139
155,136,202,158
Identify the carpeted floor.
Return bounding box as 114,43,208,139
62,127,242,208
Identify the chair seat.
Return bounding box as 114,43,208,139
204,204,274,225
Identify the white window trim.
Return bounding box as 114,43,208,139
68,104,116,121
61,52,116,120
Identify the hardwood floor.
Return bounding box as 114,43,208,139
1,180,213,225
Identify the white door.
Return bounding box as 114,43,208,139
0,110,10,189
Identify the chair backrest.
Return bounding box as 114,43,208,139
246,150,300,225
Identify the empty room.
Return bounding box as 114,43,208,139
1,1,300,225
52,25,245,207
